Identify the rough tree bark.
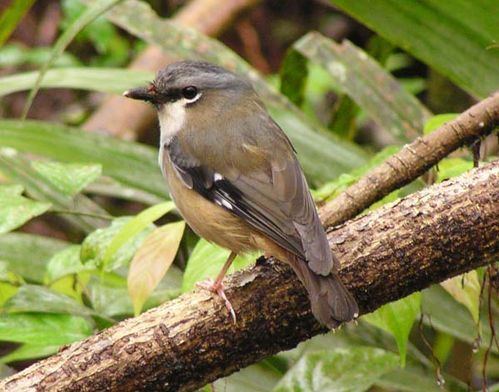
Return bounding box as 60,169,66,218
320,92,499,227
2,160,497,392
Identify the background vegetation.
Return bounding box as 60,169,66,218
0,0,497,390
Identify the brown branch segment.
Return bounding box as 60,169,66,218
2,161,498,392
83,0,260,137
320,92,499,228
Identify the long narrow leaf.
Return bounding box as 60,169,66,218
22,0,122,117
330,0,499,98
293,33,431,141
0,120,168,199
0,0,35,47
0,68,152,97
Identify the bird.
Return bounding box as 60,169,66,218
123,60,358,329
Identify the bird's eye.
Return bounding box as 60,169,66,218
182,86,198,100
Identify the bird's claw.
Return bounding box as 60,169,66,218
196,279,237,323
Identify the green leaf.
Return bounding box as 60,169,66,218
0,43,81,68
31,162,102,196
0,233,69,282
0,184,51,234
273,347,398,392
0,67,152,97
182,239,257,293
423,113,459,135
363,293,421,367
214,362,282,392
378,365,454,392
3,285,94,318
313,146,400,202
0,343,59,364
435,158,473,183
0,313,93,345
88,268,181,317
0,120,167,199
128,221,185,315
440,271,481,324
81,217,153,271
330,0,499,98
293,32,431,141
0,150,109,233
45,245,94,284
22,0,122,117
0,0,35,47
91,0,368,184
102,201,174,269
423,285,497,353
280,49,308,107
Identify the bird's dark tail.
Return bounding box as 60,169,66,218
287,255,359,329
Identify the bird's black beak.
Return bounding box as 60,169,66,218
123,86,157,102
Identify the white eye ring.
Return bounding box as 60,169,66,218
184,92,202,104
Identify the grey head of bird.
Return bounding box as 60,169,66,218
124,60,256,143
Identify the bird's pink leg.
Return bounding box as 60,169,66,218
196,252,237,322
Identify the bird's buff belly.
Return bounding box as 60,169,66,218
163,158,257,254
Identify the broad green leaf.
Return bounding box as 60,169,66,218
436,158,473,183
0,150,109,233
103,201,174,269
0,120,167,199
0,233,69,282
182,239,258,293
0,0,35,46
440,271,481,324
293,32,431,141
88,268,181,317
0,313,93,345
0,344,60,364
273,347,398,392
31,161,102,196
81,217,153,271
3,285,94,318
423,113,459,135
214,362,282,392
0,184,51,234
363,293,421,367
330,0,499,98
378,365,457,392
91,0,368,183
22,0,122,117
0,67,152,97
128,221,185,315
45,245,95,284
423,286,497,353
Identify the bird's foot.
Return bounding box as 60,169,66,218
196,278,236,323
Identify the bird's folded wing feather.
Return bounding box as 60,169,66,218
165,130,335,276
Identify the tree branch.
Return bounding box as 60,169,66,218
320,92,499,227
83,0,260,138
2,160,497,391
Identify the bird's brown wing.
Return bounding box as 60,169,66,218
166,133,335,276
